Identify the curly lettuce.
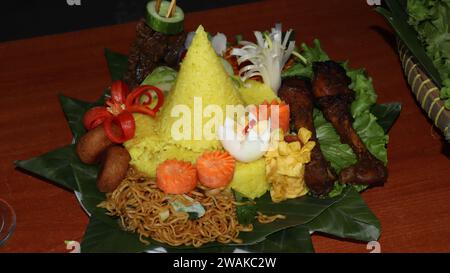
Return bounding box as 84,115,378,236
407,0,450,108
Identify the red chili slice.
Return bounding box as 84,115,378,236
103,111,136,143
83,106,112,130
139,90,154,106
116,111,135,140
110,80,129,104
126,85,164,113
82,82,164,144
125,86,147,106
127,105,157,117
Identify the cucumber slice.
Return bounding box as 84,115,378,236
146,1,184,35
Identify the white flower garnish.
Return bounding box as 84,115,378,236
185,31,227,56
231,24,296,94
211,33,227,56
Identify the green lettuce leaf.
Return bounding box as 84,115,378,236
346,67,378,117
346,67,388,164
314,109,356,172
141,66,178,92
282,39,329,79
377,0,450,109
376,0,443,87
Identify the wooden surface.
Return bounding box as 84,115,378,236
0,0,449,253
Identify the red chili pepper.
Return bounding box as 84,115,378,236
126,105,157,117
126,87,151,106
126,85,165,113
110,80,129,104
103,117,123,144
103,111,136,144
82,81,165,143
139,91,153,106
83,106,112,130
116,111,135,140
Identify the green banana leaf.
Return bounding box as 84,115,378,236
82,214,315,253
59,93,107,143
15,145,80,191
104,48,128,82
79,182,373,253
370,103,402,133
305,189,381,242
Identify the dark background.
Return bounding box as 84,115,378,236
0,0,258,42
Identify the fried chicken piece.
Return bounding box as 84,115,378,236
312,61,387,185
279,78,337,195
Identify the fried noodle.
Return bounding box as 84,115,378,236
98,169,252,247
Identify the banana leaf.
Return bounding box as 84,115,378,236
370,103,402,133
15,145,79,191
104,48,128,82
59,93,107,143
82,213,316,253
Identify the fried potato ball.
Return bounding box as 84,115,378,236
97,146,131,193
76,126,114,164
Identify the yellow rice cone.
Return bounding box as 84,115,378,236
158,25,244,151
125,25,244,177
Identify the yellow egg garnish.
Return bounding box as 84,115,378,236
264,128,315,203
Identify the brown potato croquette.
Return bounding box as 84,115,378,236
97,146,131,193
76,125,114,164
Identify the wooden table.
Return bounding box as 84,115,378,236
1,0,449,253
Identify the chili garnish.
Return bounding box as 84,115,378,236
83,80,164,143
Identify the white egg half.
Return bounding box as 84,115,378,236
218,115,271,163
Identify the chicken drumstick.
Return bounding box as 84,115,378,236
312,61,387,185
279,78,337,195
